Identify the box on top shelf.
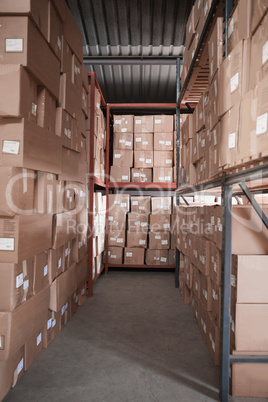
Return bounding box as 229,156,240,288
134,133,154,151
62,1,83,63
251,0,268,35
131,168,152,182
110,166,130,182
154,132,173,151
134,151,153,168
48,0,63,62
0,16,61,100
124,248,145,265
209,71,219,131
131,196,151,214
113,115,134,133
134,115,154,133
227,0,251,55
208,17,223,83
113,149,133,167
113,133,133,150
185,4,196,50
154,115,174,133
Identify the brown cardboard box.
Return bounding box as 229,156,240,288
113,149,133,167
113,115,134,133
182,114,195,144
207,313,220,366
0,16,60,99
184,256,193,289
169,249,175,266
210,123,221,176
71,235,87,263
55,108,74,149
131,168,153,182
153,151,173,168
153,167,173,183
185,162,197,186
34,172,57,214
78,282,87,306
58,73,82,117
131,196,151,214
59,298,71,331
196,95,205,132
209,72,219,131
0,65,37,120
0,286,49,361
211,281,221,327
124,248,145,265
48,246,64,283
185,4,196,49
108,210,126,231
208,18,223,83
109,194,130,213
198,237,210,275
151,197,172,215
60,147,81,182
0,258,34,312
145,249,169,265
49,262,77,312
194,0,203,29
76,255,88,288
134,133,154,151
154,132,173,151
108,230,125,248
0,119,62,174
0,167,34,216
209,241,221,286
128,213,148,232
37,87,56,132
219,103,240,166
227,0,251,55
63,2,83,62
113,133,133,150
48,0,62,61
219,39,250,117
251,0,268,35
198,300,208,345
33,251,49,295
148,232,170,249
134,115,154,133
134,150,153,168
192,266,200,299
107,246,123,265
42,310,60,348
235,304,268,351
154,115,173,132
127,232,147,248
25,328,43,370
149,215,170,232
64,242,71,270
0,346,25,401
0,215,52,264
199,273,212,311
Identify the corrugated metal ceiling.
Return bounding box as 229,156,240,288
67,0,194,103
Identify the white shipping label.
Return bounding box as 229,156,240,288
6,38,23,52
23,280,29,290
204,1,208,15
57,36,62,50
166,141,171,146
214,79,218,96
65,248,69,257
139,240,145,245
230,72,239,93
145,159,152,164
58,258,62,269
126,252,133,257
159,140,165,145
161,240,168,245
122,175,129,180
133,172,140,177
228,132,236,149
163,223,170,229
125,141,132,146
141,222,147,227
116,238,123,243
115,120,121,124
159,176,164,181
213,129,217,145
47,319,52,330
134,222,140,226
201,139,205,148
36,333,42,346
132,201,138,205
262,41,268,65
160,257,167,262
16,274,24,289
164,176,171,181
17,359,24,375
136,137,142,142
96,102,100,109
32,102,37,116
114,154,121,159
231,274,236,288
111,255,116,259
119,139,125,144
0,238,15,251
228,18,234,38
142,141,148,145
189,21,192,33
52,319,56,328
166,159,172,164
139,206,145,210
135,119,142,124
139,157,145,162
108,216,114,221
121,128,127,133
121,202,127,208
163,205,169,210
44,265,48,276
155,119,162,124
155,236,161,240
2,140,20,155
256,113,268,135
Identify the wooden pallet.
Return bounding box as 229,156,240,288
220,155,268,174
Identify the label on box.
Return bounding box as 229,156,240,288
166,141,171,146
203,289,208,300
121,128,127,133
160,257,167,262
17,358,24,375
133,172,140,177
114,154,121,159
119,139,125,144
231,274,236,288
159,140,165,145
125,141,132,146
141,222,147,227
262,41,268,65
47,318,52,330
2,140,20,155
108,216,113,221
164,176,171,181
142,141,148,145
116,238,123,243
32,102,37,116
155,236,161,240
135,119,141,125
121,202,127,208
139,206,145,210
201,139,205,148
132,201,138,205
163,223,170,229
96,102,100,109
16,274,24,289
5,38,23,52
58,258,62,269
228,18,233,38
0,237,15,251
65,248,69,257
145,159,152,164
111,255,116,259
115,120,121,124
256,113,267,135
230,72,239,93
136,137,142,142
228,132,236,149
37,333,42,346
134,222,140,226
57,36,62,50
122,175,129,180
139,239,145,245
23,280,29,290
204,0,208,15
166,159,172,164
126,252,133,257
161,240,168,245
139,157,145,162
189,21,192,33
159,176,164,181
44,265,48,276
155,119,162,124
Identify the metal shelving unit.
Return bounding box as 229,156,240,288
175,1,268,401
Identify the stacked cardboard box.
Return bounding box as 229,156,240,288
92,192,106,279
176,203,268,396
107,194,176,266
110,114,176,184
0,2,89,400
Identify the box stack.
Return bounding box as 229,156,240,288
0,2,89,400
110,114,175,184
92,192,106,279
175,203,268,396
108,194,176,266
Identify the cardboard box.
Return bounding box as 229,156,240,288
192,266,200,299
108,230,125,248
0,16,60,99
0,215,52,264
134,133,154,151
153,167,173,183
127,232,147,248
52,211,77,249
107,246,123,265
185,5,196,49
113,115,134,133
131,196,151,214
209,72,219,131
25,328,43,370
168,249,175,265
128,213,148,232
151,197,172,215
134,150,153,168
208,17,223,82
113,149,133,167
207,313,220,365
211,281,221,328
78,282,87,306
34,172,57,214
58,73,82,117
63,1,83,62
154,115,173,132
60,147,81,182
199,273,212,311
219,103,240,166
181,114,195,144
37,87,56,132
108,210,126,231
55,108,74,149
48,246,64,283
0,118,62,174
33,251,49,295
148,232,170,249
134,115,154,133
76,255,88,288
0,286,49,360
251,0,268,35
113,133,133,150
154,132,173,151
49,262,77,312
227,0,251,55
42,310,60,348
194,0,203,29
153,151,173,167
48,0,62,61
0,258,34,312
235,304,268,351
149,215,170,232
145,249,169,265
198,300,208,345
0,167,34,216
209,241,221,286
131,168,152,182
209,123,221,176
59,298,71,330
124,248,145,265
0,346,25,401
109,194,130,213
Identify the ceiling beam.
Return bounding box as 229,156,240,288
83,56,182,65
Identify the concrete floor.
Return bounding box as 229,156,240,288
3,271,267,402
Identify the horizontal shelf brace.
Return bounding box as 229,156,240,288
229,355,268,364
239,182,268,229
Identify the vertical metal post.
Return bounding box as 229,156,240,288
223,0,233,57
105,105,111,274
220,184,233,402
175,58,181,288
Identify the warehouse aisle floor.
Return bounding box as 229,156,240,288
4,271,264,402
